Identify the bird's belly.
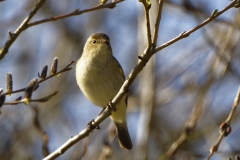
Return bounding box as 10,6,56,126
76,61,123,108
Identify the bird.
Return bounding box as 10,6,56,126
76,33,132,150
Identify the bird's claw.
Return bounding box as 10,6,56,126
107,101,116,112
88,119,100,130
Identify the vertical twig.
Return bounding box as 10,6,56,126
134,1,160,159
140,0,152,48
31,105,50,156
152,0,163,47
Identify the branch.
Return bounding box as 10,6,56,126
31,105,50,157
43,106,113,160
27,0,124,28
0,0,47,60
152,0,163,46
165,1,238,28
0,0,124,61
206,86,240,160
0,58,73,109
3,91,58,105
140,0,152,48
153,0,239,54
2,60,74,96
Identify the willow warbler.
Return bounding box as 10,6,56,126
76,33,132,150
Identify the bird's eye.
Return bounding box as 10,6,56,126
106,41,110,45
92,40,97,44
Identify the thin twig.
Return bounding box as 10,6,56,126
226,88,240,123
2,61,74,95
0,0,47,60
27,0,124,28
140,1,152,48
134,2,159,158
152,0,163,46
153,0,238,54
206,86,240,160
31,105,50,156
0,0,124,60
3,91,58,105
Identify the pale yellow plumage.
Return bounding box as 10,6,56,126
76,33,132,150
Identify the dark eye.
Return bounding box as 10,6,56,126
106,41,110,45
92,40,97,44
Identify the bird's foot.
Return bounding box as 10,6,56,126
107,101,116,112
88,119,100,130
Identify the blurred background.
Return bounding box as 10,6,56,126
0,0,240,160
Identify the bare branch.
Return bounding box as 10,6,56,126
3,91,58,105
152,0,163,46
43,106,113,160
140,0,152,48
31,105,50,156
0,0,47,60
1,60,74,95
226,87,240,123
27,0,124,28
153,0,238,54
0,0,124,60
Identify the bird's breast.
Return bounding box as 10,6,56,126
76,58,124,108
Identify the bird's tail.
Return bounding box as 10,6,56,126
114,121,132,150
